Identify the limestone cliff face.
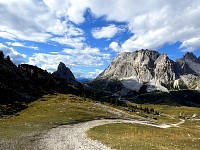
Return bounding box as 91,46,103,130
98,50,159,82
52,62,78,85
90,49,200,94
154,53,176,84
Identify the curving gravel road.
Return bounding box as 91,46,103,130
35,119,171,150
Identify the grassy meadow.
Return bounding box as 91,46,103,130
88,104,200,150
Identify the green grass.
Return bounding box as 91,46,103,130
87,104,200,150
0,93,120,149
126,102,200,124
88,123,200,150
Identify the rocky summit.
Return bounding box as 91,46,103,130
52,62,79,85
89,49,200,94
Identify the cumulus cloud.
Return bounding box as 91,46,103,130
180,38,200,52
90,0,200,52
0,31,16,40
51,36,85,49
109,42,121,52
0,43,27,64
6,42,38,50
1,0,200,52
0,0,52,42
0,0,86,42
87,69,103,78
28,47,110,73
92,25,124,39
43,0,88,24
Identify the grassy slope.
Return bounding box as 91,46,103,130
88,105,200,150
0,93,121,149
131,103,200,124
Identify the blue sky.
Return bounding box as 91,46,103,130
0,0,200,78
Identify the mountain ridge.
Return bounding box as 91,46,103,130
89,49,200,94
0,51,81,116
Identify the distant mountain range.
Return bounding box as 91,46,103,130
76,77,92,83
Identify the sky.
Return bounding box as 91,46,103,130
0,0,200,79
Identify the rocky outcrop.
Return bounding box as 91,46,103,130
90,49,200,95
52,62,79,85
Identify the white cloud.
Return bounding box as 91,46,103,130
43,0,88,24
87,69,103,78
0,43,27,64
0,31,16,40
109,42,121,52
28,47,110,73
91,0,200,52
180,38,200,52
0,0,85,42
0,0,52,42
6,42,23,47
63,46,100,55
92,25,123,39
51,36,85,49
6,42,39,50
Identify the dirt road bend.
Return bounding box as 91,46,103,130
36,119,171,150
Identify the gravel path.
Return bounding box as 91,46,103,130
171,119,185,127
35,119,171,150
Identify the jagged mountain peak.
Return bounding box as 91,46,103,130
58,62,69,71
53,62,78,85
176,52,200,75
155,53,168,62
183,52,198,62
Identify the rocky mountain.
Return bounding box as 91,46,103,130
89,49,200,95
52,62,79,85
176,52,200,75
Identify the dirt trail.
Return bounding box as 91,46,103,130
171,119,185,127
31,103,185,150
35,119,171,150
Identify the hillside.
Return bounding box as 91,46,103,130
0,51,83,116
